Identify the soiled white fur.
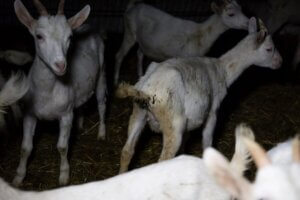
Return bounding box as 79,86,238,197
114,0,249,84
116,17,282,173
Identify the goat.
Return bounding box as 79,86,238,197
114,0,249,85
0,124,253,200
243,0,300,69
12,0,107,186
0,50,32,132
116,17,282,173
203,130,300,200
0,72,28,132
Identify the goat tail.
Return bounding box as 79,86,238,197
230,123,255,176
126,0,143,11
116,82,151,107
0,71,29,112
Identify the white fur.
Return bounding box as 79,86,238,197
114,0,249,84
0,72,28,112
244,0,300,69
0,72,28,132
0,50,31,130
267,139,293,165
203,128,300,200
13,0,107,186
0,125,252,200
117,17,282,173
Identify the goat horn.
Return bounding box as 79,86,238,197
243,137,271,168
258,18,268,34
33,0,48,16
57,0,65,15
292,134,300,162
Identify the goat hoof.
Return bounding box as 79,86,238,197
97,126,106,140
59,172,69,186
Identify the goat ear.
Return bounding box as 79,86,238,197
248,17,257,34
243,137,271,168
211,2,222,15
203,148,251,199
68,5,91,30
14,0,35,32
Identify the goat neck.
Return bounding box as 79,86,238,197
218,35,256,86
197,14,229,51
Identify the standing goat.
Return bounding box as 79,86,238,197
13,0,107,186
204,131,300,200
116,17,282,173
114,0,249,85
0,124,253,200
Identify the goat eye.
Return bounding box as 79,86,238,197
228,13,235,17
266,48,272,52
36,34,43,40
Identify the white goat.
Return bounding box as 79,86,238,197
204,131,300,200
0,72,29,131
243,0,300,69
114,0,249,85
13,0,107,186
0,124,253,200
0,50,33,66
116,17,282,173
267,139,293,165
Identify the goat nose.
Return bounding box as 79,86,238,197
55,61,66,72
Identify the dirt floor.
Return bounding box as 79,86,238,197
0,29,300,191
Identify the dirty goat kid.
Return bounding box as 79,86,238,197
13,0,107,186
116,17,282,173
114,0,249,84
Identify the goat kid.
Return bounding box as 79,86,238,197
116,17,282,173
0,124,253,200
243,0,300,69
114,0,249,85
204,130,300,200
13,0,107,186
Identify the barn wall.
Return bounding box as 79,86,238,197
1,0,212,33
